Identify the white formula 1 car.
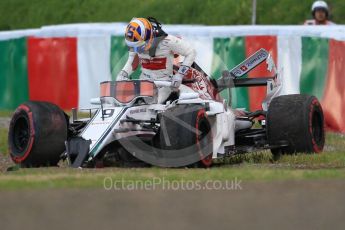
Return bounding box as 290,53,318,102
8,49,325,168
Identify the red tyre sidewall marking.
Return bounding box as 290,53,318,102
195,109,213,167
308,99,323,153
12,104,35,163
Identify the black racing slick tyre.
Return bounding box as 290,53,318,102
267,94,325,156
159,104,213,167
8,101,68,167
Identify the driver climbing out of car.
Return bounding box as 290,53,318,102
116,17,196,103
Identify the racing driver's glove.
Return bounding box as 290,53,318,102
171,65,190,90
171,73,183,90
116,70,130,81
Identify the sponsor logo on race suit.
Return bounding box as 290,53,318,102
141,57,167,70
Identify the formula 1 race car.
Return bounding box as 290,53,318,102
8,49,325,168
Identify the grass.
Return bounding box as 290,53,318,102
0,0,345,30
1,123,345,189
1,167,345,190
0,127,8,154
0,111,13,117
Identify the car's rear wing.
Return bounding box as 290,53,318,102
215,48,276,91
226,48,269,78
216,76,277,91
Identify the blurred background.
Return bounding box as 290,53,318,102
0,0,344,30
1,0,345,131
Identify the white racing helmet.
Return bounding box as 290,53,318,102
311,1,329,17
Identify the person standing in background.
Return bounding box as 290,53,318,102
304,1,335,25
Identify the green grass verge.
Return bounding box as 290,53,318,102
0,127,8,154
1,129,345,189
1,166,345,190
0,111,13,117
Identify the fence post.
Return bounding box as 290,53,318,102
252,0,257,25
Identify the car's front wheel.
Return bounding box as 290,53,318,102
8,101,68,167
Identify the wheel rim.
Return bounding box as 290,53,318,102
13,116,30,152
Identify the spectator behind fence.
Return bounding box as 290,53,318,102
304,1,335,25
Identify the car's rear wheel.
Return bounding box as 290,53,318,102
8,101,68,167
267,94,325,158
159,104,213,167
